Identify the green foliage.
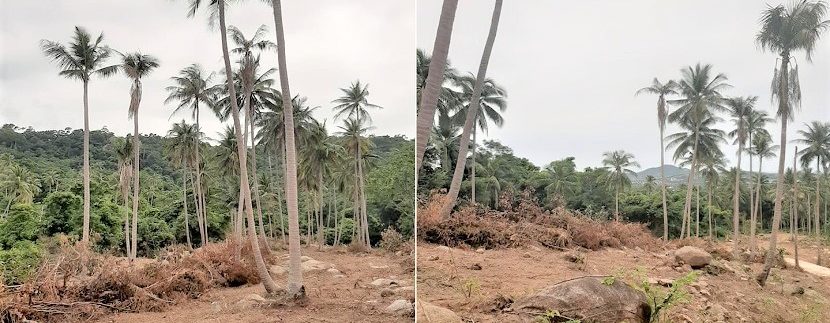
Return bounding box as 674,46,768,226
0,204,41,249
0,240,44,285
638,271,699,323
366,142,415,237
43,191,82,236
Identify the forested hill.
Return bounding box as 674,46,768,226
0,123,410,177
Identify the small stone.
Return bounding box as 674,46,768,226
371,278,400,287
437,246,451,252
380,288,395,297
523,252,532,258
529,245,542,252
326,268,342,275
469,263,482,270
428,255,439,261
476,247,485,254
385,299,412,316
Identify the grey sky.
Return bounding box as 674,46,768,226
418,0,829,173
0,0,414,142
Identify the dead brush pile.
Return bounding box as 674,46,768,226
418,192,659,251
1,239,265,322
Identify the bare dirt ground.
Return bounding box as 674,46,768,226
417,236,830,323
94,246,415,323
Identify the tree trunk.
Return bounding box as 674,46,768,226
660,128,668,240
681,135,699,239
246,93,269,251
732,139,744,254
130,96,141,260
816,159,823,265
471,126,476,204
219,0,280,294
192,174,205,245
708,183,713,240
696,183,700,237
416,0,459,170
317,170,324,249
124,182,131,257
271,0,304,297
758,55,790,286
82,80,91,245
184,171,191,249
751,158,763,254
441,0,502,218
615,189,620,222
794,148,801,268
358,157,370,248
194,106,207,246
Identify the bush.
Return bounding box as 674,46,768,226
0,241,44,285
0,204,41,249
379,227,405,252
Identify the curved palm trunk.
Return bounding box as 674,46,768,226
217,0,280,294
660,128,668,240
441,0,502,218
243,90,270,251
271,0,304,297
680,134,699,239
130,100,140,260
758,55,790,286
82,81,91,245
471,127,476,204
732,140,743,254
416,0,459,170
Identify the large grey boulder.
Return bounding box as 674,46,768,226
416,300,462,323
512,276,651,323
674,246,712,268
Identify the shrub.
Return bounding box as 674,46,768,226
379,227,406,252
0,241,44,285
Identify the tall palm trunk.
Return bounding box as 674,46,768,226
751,157,764,254
615,188,620,222
660,128,668,240
358,157,370,248
130,98,141,260
123,182,131,256
708,182,713,240
194,106,207,246
816,159,823,265
793,147,801,268
192,173,205,244
218,0,280,294
271,0,304,297
471,127,476,204
732,139,743,255
183,171,191,249
748,133,755,233
681,133,700,239
696,183,700,237
758,55,790,286
317,170,324,249
441,0,502,217
416,0,459,170
82,80,91,245
243,90,270,251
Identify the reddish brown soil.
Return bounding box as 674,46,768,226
417,237,830,323
95,246,414,323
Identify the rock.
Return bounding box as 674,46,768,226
371,278,401,287
428,255,440,261
674,246,712,268
523,252,532,258
476,247,485,254
563,251,585,264
236,293,271,309
269,265,287,276
370,264,390,269
380,288,395,297
301,259,334,273
783,284,805,296
512,276,651,323
647,277,673,287
386,299,413,316
529,245,542,252
437,246,451,252
416,300,462,322
326,268,342,275
469,263,482,270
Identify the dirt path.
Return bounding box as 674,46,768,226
96,247,414,323
785,258,830,277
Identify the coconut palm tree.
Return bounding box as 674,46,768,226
796,121,830,264
267,0,304,297
416,48,461,115
332,81,383,124
338,118,374,247
747,110,773,229
453,74,507,204
636,78,678,240
166,64,219,245
726,95,758,250
0,165,40,214
699,153,726,239
40,26,119,245
416,0,461,171
166,121,202,249
749,133,778,253
667,115,727,238
668,63,730,238
756,0,829,286
112,138,134,254
432,110,461,179
441,0,503,218
601,150,640,221
118,52,160,260
186,0,281,295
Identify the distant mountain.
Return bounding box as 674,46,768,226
628,165,777,187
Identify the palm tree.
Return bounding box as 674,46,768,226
750,133,778,253
756,0,829,286
416,0,460,171
726,96,757,250
0,165,40,214
796,121,830,265
338,118,375,247
667,115,727,238
453,74,507,204
40,26,119,245
601,150,640,221
441,0,503,218
166,121,202,249
668,63,730,238
332,81,383,124
118,52,160,260
747,110,773,232
699,153,726,240
166,64,219,246
186,0,280,295
432,110,461,179
112,138,134,254
268,0,304,297
636,78,678,240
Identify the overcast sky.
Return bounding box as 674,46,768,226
418,0,829,173
0,0,414,142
